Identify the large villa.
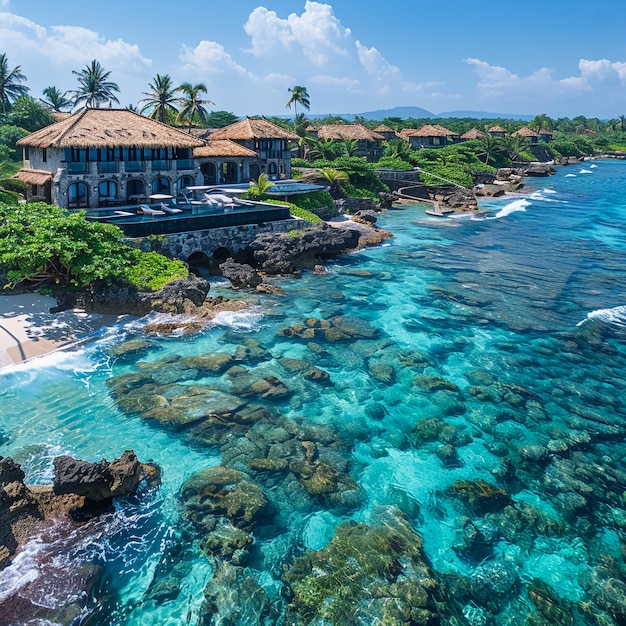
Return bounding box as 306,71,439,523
14,109,299,210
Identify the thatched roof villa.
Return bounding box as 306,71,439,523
460,127,486,141
14,111,301,208
487,125,508,137
308,123,384,161
512,127,540,144
399,124,456,149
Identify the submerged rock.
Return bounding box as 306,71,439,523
283,506,444,625
448,479,512,515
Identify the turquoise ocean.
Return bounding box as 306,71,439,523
2,159,626,624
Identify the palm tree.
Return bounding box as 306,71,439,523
70,60,120,109
139,74,179,124
247,173,274,199
0,53,29,114
176,82,213,129
321,167,348,198
384,137,413,162
286,86,310,129
340,137,359,157
306,137,339,161
40,86,72,112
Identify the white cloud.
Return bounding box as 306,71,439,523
179,40,249,76
579,58,626,81
244,1,351,66
463,56,626,98
355,40,400,80
0,12,151,72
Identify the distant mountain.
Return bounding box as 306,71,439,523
299,106,534,122
437,110,535,121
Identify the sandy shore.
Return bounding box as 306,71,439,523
0,294,120,368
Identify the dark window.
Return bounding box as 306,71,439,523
68,182,89,208
42,148,47,163
151,177,170,194
98,180,117,199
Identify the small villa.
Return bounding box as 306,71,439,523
309,124,385,161
459,128,486,141
206,117,298,182
488,125,508,137
372,124,398,141
512,127,540,144
399,124,456,149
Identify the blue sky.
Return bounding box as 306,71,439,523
2,0,625,118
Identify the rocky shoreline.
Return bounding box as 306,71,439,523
0,451,156,622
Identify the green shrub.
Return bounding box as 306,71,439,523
374,156,413,171
0,202,187,291
0,189,18,204
123,250,188,292
270,200,322,223
0,178,27,194
288,190,336,214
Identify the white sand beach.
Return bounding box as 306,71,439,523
0,294,119,368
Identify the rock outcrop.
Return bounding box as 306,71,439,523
219,259,262,289
81,277,211,316
250,224,361,274
0,451,155,570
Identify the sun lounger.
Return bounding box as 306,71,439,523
138,204,165,216
160,202,183,214
114,210,135,217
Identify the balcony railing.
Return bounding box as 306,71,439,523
151,159,170,171
98,161,118,173
67,162,88,174
259,150,289,160
125,161,144,172
176,159,194,170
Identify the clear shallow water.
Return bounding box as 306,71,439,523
2,160,626,624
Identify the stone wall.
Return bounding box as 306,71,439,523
126,219,302,263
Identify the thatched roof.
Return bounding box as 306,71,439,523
188,128,218,141
488,125,507,134
539,129,555,136
305,124,317,132
373,124,396,133
193,140,258,158
51,112,72,122
12,168,53,185
512,127,540,138
209,117,298,141
316,124,384,141
16,108,205,149
400,124,455,138
460,127,486,140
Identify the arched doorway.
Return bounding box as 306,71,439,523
249,163,260,182
220,162,238,184
98,180,117,206
67,182,89,208
177,175,194,196
127,179,144,201
151,177,171,195
201,162,217,185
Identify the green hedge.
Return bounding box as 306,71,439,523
270,200,322,223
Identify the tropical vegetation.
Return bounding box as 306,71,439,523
139,74,179,124
0,202,188,291
0,53,29,114
70,60,120,109
176,82,214,129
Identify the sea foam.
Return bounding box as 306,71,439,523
577,304,626,327
493,198,531,219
